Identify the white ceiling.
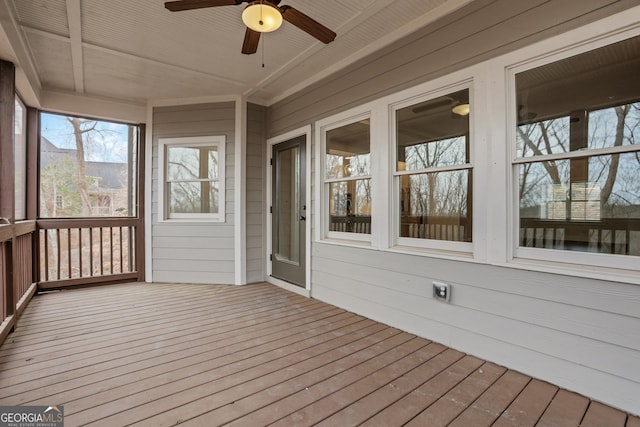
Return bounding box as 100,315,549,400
0,0,473,108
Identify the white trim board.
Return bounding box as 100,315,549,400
266,125,312,293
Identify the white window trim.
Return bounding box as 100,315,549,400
157,135,226,223
390,81,475,254
266,125,312,295
500,11,640,281
315,71,483,261
316,111,374,244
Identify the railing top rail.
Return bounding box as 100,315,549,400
0,225,9,243
400,215,469,226
521,218,640,229
0,221,36,242
37,217,138,229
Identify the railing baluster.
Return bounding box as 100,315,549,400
100,227,104,276
625,229,630,255
119,227,124,274
110,227,114,275
67,228,72,279
129,226,134,273
43,230,49,282
89,227,94,276
612,229,617,254
56,228,61,281
78,228,83,278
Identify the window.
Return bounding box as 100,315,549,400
14,97,26,220
394,88,472,248
39,112,140,218
159,136,225,221
514,35,640,258
322,118,372,236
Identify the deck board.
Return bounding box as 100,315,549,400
581,401,628,427
404,359,505,426
0,282,635,426
536,389,590,426
493,379,558,426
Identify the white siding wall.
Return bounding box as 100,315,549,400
152,102,236,284
246,103,266,283
266,0,640,414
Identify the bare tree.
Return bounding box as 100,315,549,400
67,117,97,216
601,105,630,204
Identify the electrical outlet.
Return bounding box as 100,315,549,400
433,281,451,302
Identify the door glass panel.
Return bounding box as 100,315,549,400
275,146,300,264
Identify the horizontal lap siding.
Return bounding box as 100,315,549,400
152,102,236,284
267,0,640,415
246,103,266,283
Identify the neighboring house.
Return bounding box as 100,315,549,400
40,137,129,217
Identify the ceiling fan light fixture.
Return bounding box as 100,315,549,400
242,1,283,33
452,103,470,116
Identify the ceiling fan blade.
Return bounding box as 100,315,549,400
242,28,261,55
165,0,239,12
280,6,336,44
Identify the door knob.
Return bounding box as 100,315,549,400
299,215,306,221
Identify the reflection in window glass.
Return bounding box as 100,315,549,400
400,170,470,241
326,120,370,179
275,146,300,264
516,117,570,158
401,136,467,171
325,119,371,234
395,89,472,242
516,35,640,256
167,146,218,180
168,181,219,215
166,145,220,216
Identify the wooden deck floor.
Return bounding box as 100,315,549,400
0,282,637,427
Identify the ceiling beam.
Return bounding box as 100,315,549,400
0,0,41,106
66,0,85,93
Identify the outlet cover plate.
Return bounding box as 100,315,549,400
433,281,451,302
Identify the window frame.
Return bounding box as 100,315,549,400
14,96,27,220
158,135,226,222
391,84,474,253
38,111,140,219
507,34,640,275
317,112,373,243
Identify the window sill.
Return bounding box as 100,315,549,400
159,217,226,224
318,237,372,248
388,244,476,263
503,256,640,286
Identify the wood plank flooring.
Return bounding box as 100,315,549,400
0,282,637,426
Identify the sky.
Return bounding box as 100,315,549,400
41,112,132,163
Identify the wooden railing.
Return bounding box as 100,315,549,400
329,215,472,242
0,221,37,343
400,215,471,242
330,215,372,234
37,218,143,289
520,218,640,255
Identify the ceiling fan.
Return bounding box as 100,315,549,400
164,0,337,55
